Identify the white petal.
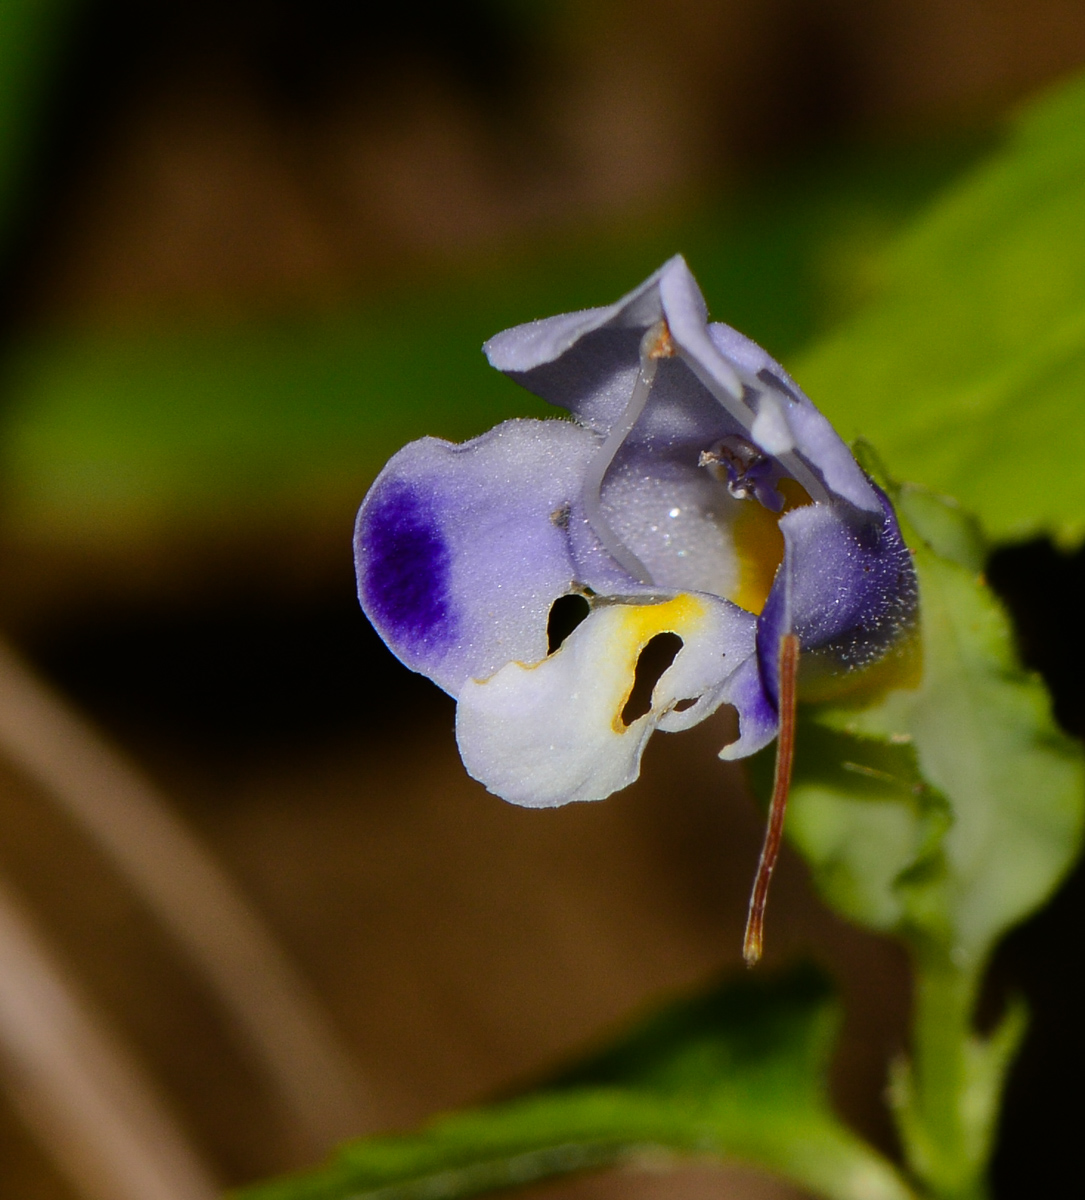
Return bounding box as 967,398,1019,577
455,594,755,808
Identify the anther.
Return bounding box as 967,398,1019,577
699,435,771,501
645,320,676,360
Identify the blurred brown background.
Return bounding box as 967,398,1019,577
1,2,1084,1198
17,0,1085,329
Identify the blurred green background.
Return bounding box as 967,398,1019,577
0,3,1084,1199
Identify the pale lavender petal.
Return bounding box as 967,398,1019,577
484,257,742,434
484,268,665,433
598,446,749,598
487,256,879,515
615,353,742,455
357,418,612,695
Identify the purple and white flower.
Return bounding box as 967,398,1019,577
354,257,917,809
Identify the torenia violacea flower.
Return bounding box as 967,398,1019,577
354,257,917,956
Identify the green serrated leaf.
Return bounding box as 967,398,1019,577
235,966,913,1200
797,69,1085,545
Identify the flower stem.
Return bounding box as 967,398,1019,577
895,947,992,1200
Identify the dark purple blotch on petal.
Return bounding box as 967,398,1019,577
356,479,457,657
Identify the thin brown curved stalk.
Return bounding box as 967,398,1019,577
0,637,370,1151
0,874,218,1200
743,632,800,967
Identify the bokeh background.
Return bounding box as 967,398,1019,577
0,2,1082,1198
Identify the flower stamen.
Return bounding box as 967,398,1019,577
742,632,800,966
698,436,773,502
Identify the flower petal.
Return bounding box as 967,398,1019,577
756,492,919,707
716,656,780,761
706,322,881,513
356,418,609,695
455,592,759,807
599,449,746,598
484,256,741,432
355,256,919,806
486,255,882,516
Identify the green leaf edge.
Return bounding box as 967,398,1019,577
233,966,915,1200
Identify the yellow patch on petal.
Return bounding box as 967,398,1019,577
607,594,707,733
730,479,812,615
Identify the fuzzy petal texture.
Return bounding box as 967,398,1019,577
756,492,919,708
356,418,616,695
704,322,879,513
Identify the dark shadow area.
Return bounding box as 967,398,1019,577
986,539,1085,1198
0,0,538,333
621,632,684,726
987,539,1085,738
22,576,448,759
729,2,867,165
547,593,591,655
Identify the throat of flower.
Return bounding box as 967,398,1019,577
742,631,800,967
730,479,811,615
